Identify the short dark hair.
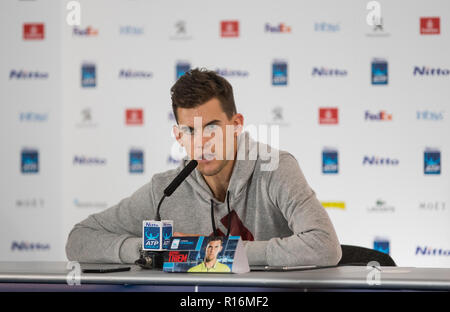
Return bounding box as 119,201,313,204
170,68,237,123
207,236,223,246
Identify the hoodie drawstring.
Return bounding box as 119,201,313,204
210,191,232,237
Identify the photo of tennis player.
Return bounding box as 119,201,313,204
187,236,231,273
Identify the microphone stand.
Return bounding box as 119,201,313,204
135,160,198,269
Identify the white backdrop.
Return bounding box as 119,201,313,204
1,0,449,267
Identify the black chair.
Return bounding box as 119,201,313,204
338,244,396,266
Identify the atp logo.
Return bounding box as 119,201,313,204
145,231,159,240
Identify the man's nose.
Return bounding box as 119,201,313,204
193,134,213,150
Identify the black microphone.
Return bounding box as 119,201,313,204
164,159,198,197
155,159,198,221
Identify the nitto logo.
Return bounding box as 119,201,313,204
312,67,347,77
73,155,106,165
364,110,392,121
416,246,450,256
73,199,108,209
413,66,450,76
9,70,48,80
119,69,153,79
215,68,249,78
363,156,399,166
265,23,292,33
11,241,50,251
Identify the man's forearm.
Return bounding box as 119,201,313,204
66,225,137,263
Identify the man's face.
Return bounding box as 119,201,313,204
205,240,223,262
173,97,243,176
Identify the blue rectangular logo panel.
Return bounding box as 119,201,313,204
162,221,173,249
129,149,144,173
81,63,96,88
143,221,161,250
272,61,288,86
424,149,441,175
322,149,338,174
176,62,190,80
371,58,388,85
21,149,39,174
374,239,390,255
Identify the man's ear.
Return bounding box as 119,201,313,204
232,113,244,135
173,125,183,146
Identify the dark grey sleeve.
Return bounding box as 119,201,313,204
65,180,156,264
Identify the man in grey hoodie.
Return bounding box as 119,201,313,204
66,68,342,267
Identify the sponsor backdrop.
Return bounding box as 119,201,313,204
1,0,449,267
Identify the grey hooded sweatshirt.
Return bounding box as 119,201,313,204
66,132,342,266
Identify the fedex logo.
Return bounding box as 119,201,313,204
364,110,392,121
265,23,292,33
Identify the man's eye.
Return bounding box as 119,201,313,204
180,127,193,135
204,125,218,132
